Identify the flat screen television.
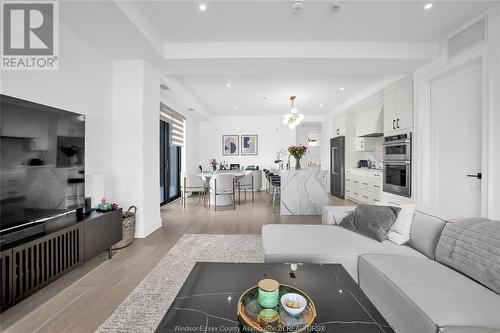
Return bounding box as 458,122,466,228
0,94,85,233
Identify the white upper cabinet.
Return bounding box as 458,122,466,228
384,81,413,133
333,114,346,137
383,89,398,133
397,81,413,131
355,104,383,137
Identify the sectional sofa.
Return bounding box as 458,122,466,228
262,207,500,333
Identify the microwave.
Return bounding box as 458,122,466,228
382,133,411,161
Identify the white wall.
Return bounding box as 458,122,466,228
486,5,500,219
112,60,161,238
296,123,321,167
199,115,296,173
0,24,114,204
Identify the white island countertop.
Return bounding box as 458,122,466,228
279,169,330,215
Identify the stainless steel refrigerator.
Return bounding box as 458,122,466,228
330,136,345,198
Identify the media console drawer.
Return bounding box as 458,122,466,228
84,209,122,261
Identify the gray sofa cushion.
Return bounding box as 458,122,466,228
436,217,500,294
261,224,424,282
359,254,500,333
408,209,448,259
340,204,400,242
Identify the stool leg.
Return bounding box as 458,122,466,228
251,176,254,203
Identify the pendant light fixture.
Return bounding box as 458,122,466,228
282,96,304,129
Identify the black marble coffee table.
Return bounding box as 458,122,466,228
155,262,394,333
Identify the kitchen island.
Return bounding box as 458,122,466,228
279,169,330,215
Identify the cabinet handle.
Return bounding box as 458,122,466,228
393,120,396,130
397,119,400,128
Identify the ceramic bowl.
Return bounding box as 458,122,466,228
280,293,307,316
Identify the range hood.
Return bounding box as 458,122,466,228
355,104,384,137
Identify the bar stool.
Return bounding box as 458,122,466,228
270,175,281,213
265,172,274,205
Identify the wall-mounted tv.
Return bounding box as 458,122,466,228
0,94,85,232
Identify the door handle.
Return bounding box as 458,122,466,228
467,173,482,180
397,119,400,128
393,120,396,130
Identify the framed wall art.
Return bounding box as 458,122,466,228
241,135,258,155
222,135,239,156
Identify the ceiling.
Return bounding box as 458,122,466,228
136,1,497,43
172,74,385,115
58,1,499,117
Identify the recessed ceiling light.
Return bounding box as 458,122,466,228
290,0,304,12
234,106,238,110
330,2,341,11
199,3,207,11
424,3,433,10
226,83,231,88
340,87,345,91
319,103,324,107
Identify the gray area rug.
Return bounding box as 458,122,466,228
96,234,264,333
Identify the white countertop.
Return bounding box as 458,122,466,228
346,167,383,173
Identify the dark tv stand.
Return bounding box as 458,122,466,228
0,209,122,312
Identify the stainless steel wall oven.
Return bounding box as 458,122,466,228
383,133,412,197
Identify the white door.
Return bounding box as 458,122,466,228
430,60,482,217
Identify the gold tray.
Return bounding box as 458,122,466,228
237,284,317,333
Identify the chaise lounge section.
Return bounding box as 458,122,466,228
262,207,500,333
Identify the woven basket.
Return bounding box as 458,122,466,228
111,206,137,250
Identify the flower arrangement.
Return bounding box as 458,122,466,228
96,198,118,212
208,158,218,172
288,145,308,169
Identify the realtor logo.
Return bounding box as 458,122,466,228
1,2,59,70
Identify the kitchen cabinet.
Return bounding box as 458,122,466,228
384,81,413,133
355,104,383,137
333,114,346,137
345,168,383,205
354,137,376,152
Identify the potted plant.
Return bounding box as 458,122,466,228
288,145,308,170
96,198,118,212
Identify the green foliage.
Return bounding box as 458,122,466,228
288,145,307,159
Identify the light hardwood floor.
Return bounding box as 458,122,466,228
0,192,350,333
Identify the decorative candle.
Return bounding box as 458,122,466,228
258,279,280,308
258,308,280,327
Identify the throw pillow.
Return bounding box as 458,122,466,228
339,204,400,242
386,204,416,245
